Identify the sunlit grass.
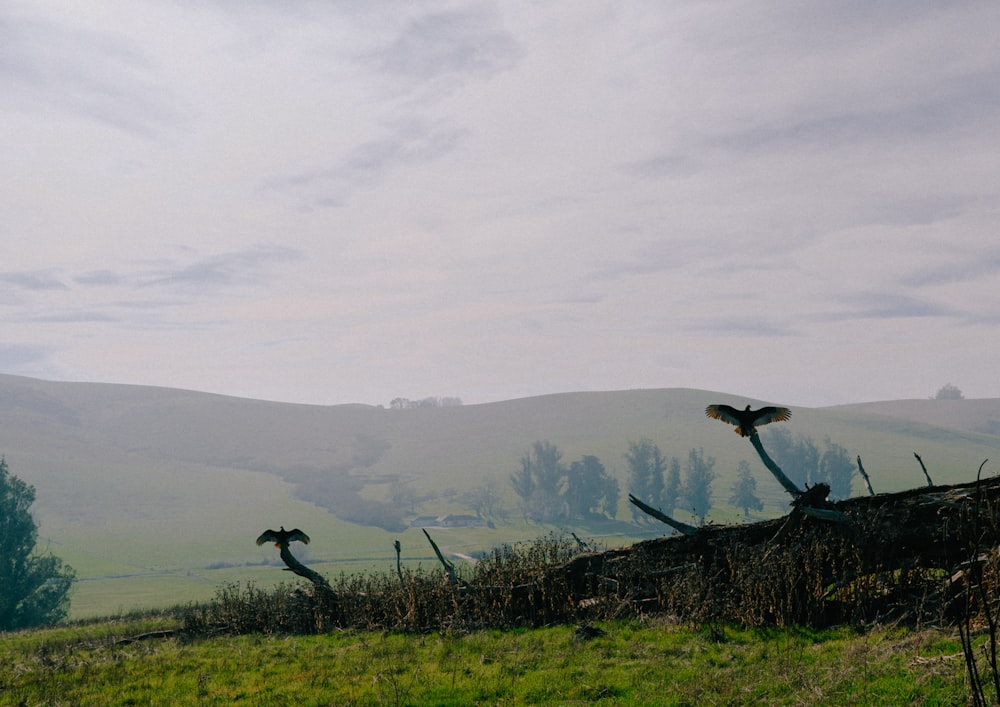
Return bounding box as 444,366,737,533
0,616,979,705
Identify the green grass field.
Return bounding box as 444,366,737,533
0,615,981,705
63,519,660,619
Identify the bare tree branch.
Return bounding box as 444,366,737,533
856,455,875,496
914,452,934,487
627,494,699,535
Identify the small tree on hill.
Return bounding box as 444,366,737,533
0,457,75,630
934,383,964,400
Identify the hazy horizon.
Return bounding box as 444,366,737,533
3,2,999,408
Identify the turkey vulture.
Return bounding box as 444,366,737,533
256,526,310,548
705,404,791,437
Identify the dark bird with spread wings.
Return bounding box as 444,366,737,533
256,526,310,548
705,404,791,437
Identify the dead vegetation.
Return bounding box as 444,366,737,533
181,469,1000,639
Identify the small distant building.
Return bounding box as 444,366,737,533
410,515,440,527
410,514,484,528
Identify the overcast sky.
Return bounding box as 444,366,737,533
2,1,999,408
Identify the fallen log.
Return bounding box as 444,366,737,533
552,469,998,626
627,494,699,536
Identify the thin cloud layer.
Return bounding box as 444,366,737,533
1,1,998,407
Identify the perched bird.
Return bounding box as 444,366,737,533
705,404,791,437
256,526,310,548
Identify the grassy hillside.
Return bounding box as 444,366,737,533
1,374,997,618
832,397,1000,437
0,614,980,705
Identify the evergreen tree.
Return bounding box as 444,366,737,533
566,455,619,519
663,456,681,516
625,439,667,522
681,447,716,524
509,455,535,520
817,438,856,500
525,441,566,522
729,460,764,519
510,443,617,522
0,458,75,630
509,441,567,522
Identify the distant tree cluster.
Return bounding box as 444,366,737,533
509,441,619,523
389,396,463,410
626,440,717,524
762,428,856,500
934,383,964,400
460,477,504,520
498,424,857,529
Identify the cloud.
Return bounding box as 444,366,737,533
0,270,69,291
30,312,120,324
707,87,998,159
683,316,798,338
264,121,468,208
138,244,305,291
621,154,699,180
828,292,953,320
0,12,183,137
370,5,521,84
75,270,126,287
900,246,1000,287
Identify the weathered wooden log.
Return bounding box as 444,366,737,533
914,452,934,487
277,544,336,597
553,472,1000,617
627,494,699,535
394,539,407,588
423,528,461,586
856,455,876,495
749,430,804,497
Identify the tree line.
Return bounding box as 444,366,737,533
624,440,718,524
509,441,620,523
508,431,856,526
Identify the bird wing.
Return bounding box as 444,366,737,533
256,529,280,546
705,404,742,426
286,528,310,544
751,406,792,426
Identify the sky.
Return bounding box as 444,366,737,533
2,1,999,409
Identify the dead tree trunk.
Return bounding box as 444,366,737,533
423,528,461,586
277,544,336,598
555,469,997,627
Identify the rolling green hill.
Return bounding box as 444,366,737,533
2,373,997,618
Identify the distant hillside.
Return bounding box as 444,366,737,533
2,373,998,617
828,398,1000,438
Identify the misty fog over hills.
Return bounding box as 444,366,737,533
2,373,998,617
